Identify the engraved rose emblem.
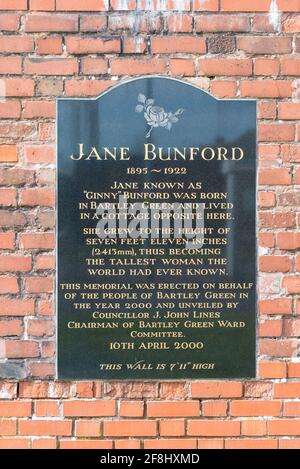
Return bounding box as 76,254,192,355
135,93,184,138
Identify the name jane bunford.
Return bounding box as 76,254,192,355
69,143,245,162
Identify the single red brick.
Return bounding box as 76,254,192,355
282,144,300,162
281,58,300,76
259,233,275,248
0,57,22,74
111,58,166,75
241,420,267,436
56,0,108,11
0,210,27,227
241,80,292,98
0,299,34,317
36,79,63,96
260,338,298,357
25,276,53,294
279,103,300,120
225,439,277,449
66,36,120,54
41,341,56,359
140,0,190,10
0,101,21,119
258,144,280,161
231,400,281,417
0,400,29,417
259,319,282,337
278,233,300,251
282,276,300,294
24,58,78,75
147,401,199,418
30,0,55,10
283,16,300,33
0,439,30,449
28,319,54,337
191,381,242,398
221,0,270,12
20,188,55,207
0,14,20,31
259,191,276,208
259,255,292,272
254,59,280,76
23,100,55,119
19,420,72,436
0,146,18,163
288,363,300,378
81,57,108,75
75,420,101,437
122,37,147,54
75,382,94,398
120,401,144,417
1,79,34,97
60,440,113,449
259,123,295,142
258,101,277,120
35,400,59,417
32,439,57,449
115,440,141,449
269,420,300,436
20,232,54,250
29,362,55,378
0,277,19,294
0,231,15,249
188,420,240,436
159,419,185,437
195,14,249,32
0,35,33,52
167,14,192,32
0,319,23,336
38,299,53,317
63,400,116,417
0,419,17,436
36,37,63,54
103,420,157,437
0,256,31,272
19,382,49,398
210,80,237,98
259,298,292,314
199,58,252,76
80,15,107,31
25,13,78,32
151,36,206,53
35,255,55,270
279,440,300,449
284,318,300,337
263,214,289,233
65,80,112,97
202,400,227,417
198,439,224,449
144,439,197,449
169,59,195,76
193,0,218,10
4,340,39,358
0,188,16,207
111,0,136,9
159,382,187,399
238,36,291,54
25,145,55,164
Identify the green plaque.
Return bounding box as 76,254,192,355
57,77,257,379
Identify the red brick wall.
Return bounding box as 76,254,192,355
0,0,300,450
